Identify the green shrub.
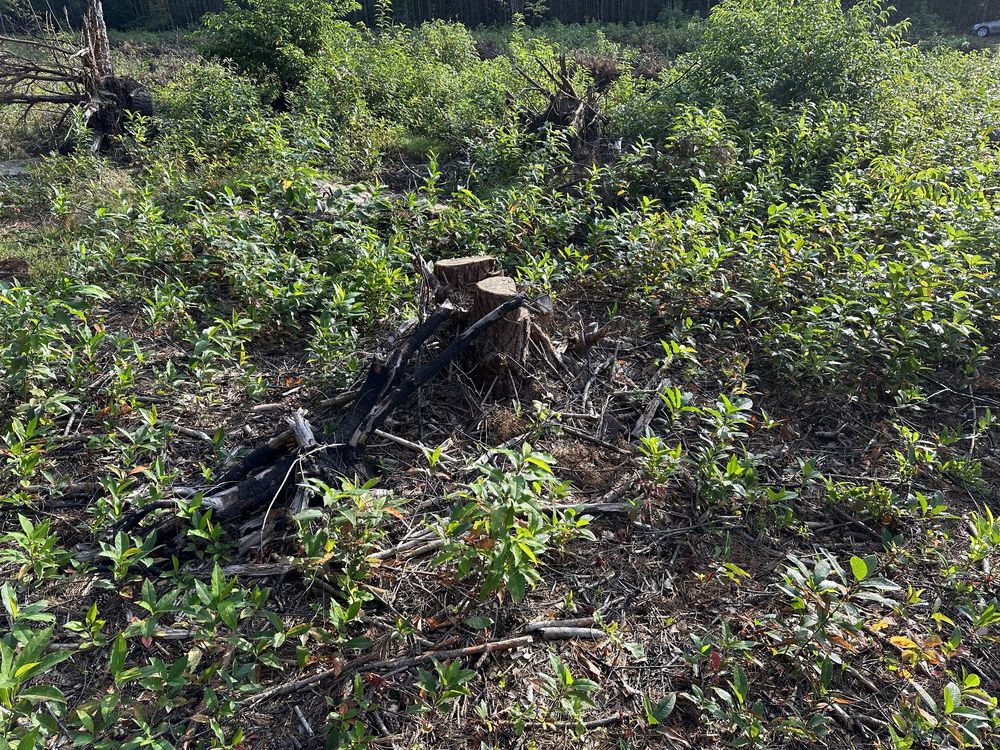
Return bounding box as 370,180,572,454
678,0,902,124
355,22,515,147
202,0,359,92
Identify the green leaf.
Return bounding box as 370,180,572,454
820,656,833,689
943,681,960,714
110,634,126,678
343,637,373,651
18,684,66,704
14,662,41,680
913,681,937,713
77,708,95,734
849,555,869,581
516,541,538,563
32,649,74,674
1,584,18,621
730,664,748,705
217,599,238,631
15,729,38,750
523,455,553,474
648,692,676,724
463,615,494,631
506,569,526,602
210,563,227,598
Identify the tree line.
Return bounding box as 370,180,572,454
4,0,999,33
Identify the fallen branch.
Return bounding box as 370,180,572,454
371,428,456,463
245,635,534,706
523,617,594,632
538,627,606,641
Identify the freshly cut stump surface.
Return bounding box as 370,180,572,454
435,256,498,289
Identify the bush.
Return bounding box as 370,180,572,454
354,22,515,148
202,0,359,93
143,63,285,188
681,0,902,122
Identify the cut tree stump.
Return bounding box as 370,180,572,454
431,256,535,392
471,275,531,389
109,257,553,567
130,273,529,562
435,256,497,289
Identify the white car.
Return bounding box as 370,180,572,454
972,20,1000,37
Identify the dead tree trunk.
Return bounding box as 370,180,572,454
0,1,153,151
514,53,608,158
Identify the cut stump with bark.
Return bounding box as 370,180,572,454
432,256,535,393
133,271,530,562
472,275,531,386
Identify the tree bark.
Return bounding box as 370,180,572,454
434,256,498,289
470,275,531,388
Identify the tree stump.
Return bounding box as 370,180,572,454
435,256,497,289
471,275,530,389
431,256,536,396
0,1,153,153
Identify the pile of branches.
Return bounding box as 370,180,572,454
0,1,152,151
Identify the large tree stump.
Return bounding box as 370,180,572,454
431,256,537,395
134,287,529,563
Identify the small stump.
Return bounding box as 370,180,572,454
433,255,534,396
0,257,30,282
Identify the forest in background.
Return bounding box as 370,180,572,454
2,0,999,31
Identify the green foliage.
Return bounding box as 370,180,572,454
293,477,396,598
436,444,594,602
0,516,68,583
539,653,601,729
354,22,514,147
0,588,74,743
413,659,477,714
202,0,360,92
684,0,901,121
5,3,1000,748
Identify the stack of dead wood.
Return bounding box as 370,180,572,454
515,53,608,156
